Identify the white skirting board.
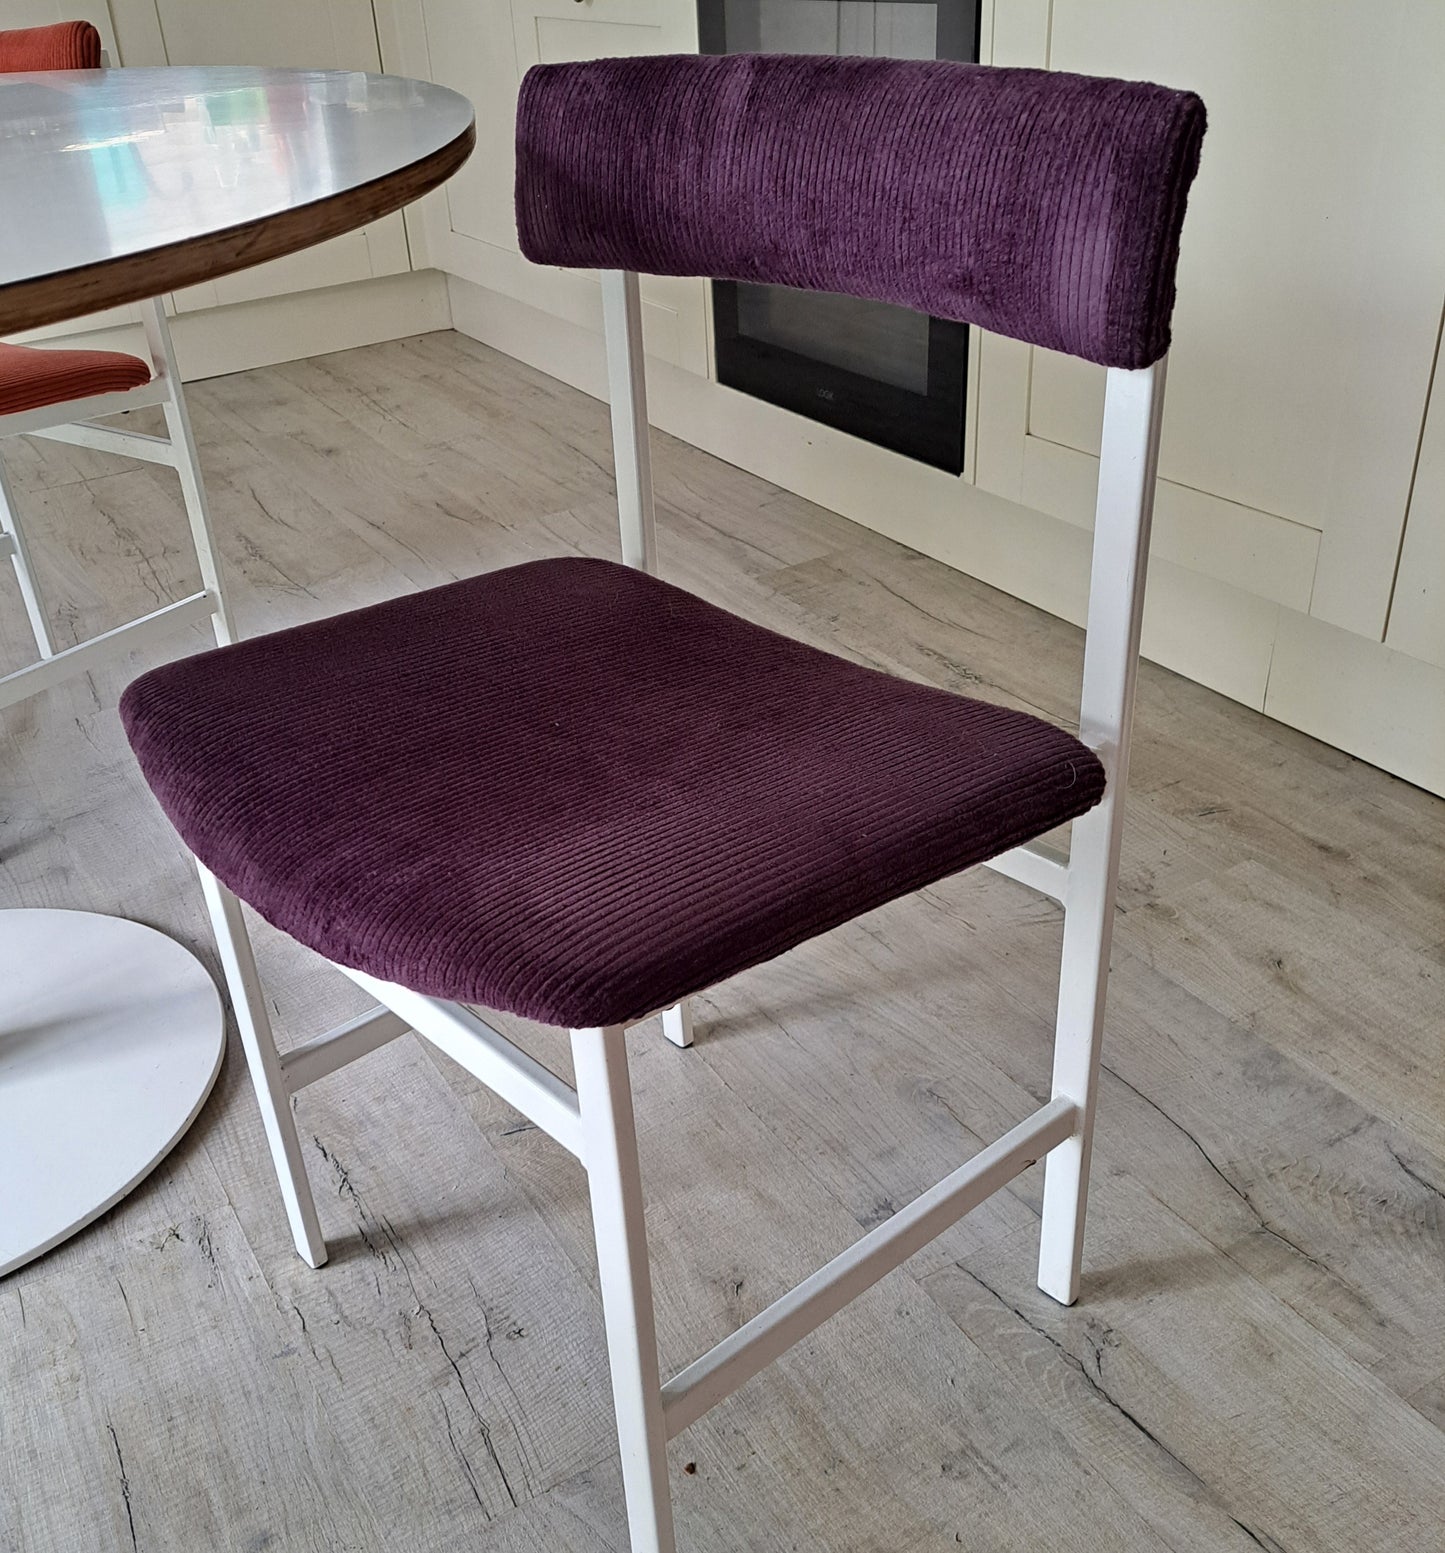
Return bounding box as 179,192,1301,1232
13,270,451,384
447,275,1445,799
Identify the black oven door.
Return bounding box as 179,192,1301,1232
701,0,980,474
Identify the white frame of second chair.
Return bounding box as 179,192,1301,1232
192,265,1167,1553
0,295,232,711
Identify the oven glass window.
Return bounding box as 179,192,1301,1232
700,1,980,472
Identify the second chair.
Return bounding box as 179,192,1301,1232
0,21,232,711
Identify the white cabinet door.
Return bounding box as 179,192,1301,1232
393,0,708,375
153,0,412,312
977,0,1445,639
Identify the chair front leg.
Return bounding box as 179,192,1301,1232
196,862,328,1268
571,1025,677,1553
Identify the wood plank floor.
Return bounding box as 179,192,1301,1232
2,331,1442,1553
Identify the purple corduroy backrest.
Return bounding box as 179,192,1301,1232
516,54,1205,370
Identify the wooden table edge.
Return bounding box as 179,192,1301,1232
0,116,476,337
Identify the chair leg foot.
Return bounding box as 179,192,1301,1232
572,1026,677,1553
660,1000,694,1049
1036,1131,1089,1306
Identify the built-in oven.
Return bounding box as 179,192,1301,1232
699,1,982,473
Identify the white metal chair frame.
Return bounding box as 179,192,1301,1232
0,297,232,712
197,269,1165,1552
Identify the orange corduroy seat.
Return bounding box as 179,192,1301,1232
0,342,153,418
0,20,100,72
0,26,146,419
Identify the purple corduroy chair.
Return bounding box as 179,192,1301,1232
121,54,1204,1551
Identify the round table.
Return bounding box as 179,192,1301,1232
0,66,474,1278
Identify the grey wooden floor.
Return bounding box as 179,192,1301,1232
2,332,1442,1553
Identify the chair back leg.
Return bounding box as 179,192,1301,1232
1035,801,1119,1304
141,298,235,646
572,1025,678,1553
196,863,328,1267
1036,361,1167,1306
0,453,56,658
600,271,698,1056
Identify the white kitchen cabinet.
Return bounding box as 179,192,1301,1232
386,0,710,375
391,0,1444,790
144,0,413,312
978,0,1445,645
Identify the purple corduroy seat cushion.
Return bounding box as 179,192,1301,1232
121,559,1105,1028
516,54,1206,369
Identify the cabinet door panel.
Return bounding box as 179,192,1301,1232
154,0,411,312
511,0,693,65
1020,435,1320,612
150,0,378,70
511,0,706,371
411,0,707,374
978,0,1445,643
407,0,523,256
530,15,660,62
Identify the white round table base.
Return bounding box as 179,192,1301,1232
0,909,225,1278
